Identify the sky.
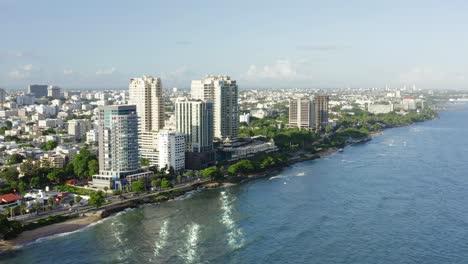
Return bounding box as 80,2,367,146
1,0,468,90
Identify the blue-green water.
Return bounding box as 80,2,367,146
2,105,468,264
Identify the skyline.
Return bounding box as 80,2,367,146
2,0,468,90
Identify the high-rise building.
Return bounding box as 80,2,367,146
289,96,314,129
28,84,48,97
129,76,164,132
47,86,61,99
158,131,185,172
314,95,329,129
0,88,5,107
191,75,238,141
92,105,140,189
175,98,213,152
129,76,165,166
175,98,215,169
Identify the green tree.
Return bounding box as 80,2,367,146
140,158,150,166
151,178,161,189
4,120,12,129
87,159,99,177
41,140,58,151
0,167,19,183
132,180,145,193
201,166,223,181
18,181,26,194
47,169,66,184
88,191,106,208
72,147,97,179
7,153,25,165
160,178,173,189
228,160,255,176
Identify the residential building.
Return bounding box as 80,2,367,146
40,153,66,168
68,119,92,140
47,86,61,98
91,105,141,190
175,98,215,169
128,76,165,166
158,131,185,172
0,88,5,107
191,75,238,141
239,113,250,124
289,96,314,129
86,129,99,145
314,95,329,129
28,84,48,97
128,76,165,132
16,94,35,106
175,98,213,152
368,104,394,114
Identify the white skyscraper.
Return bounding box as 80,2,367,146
191,75,238,141
289,96,314,129
129,76,165,166
91,105,153,190
129,76,165,132
158,131,185,172
175,98,213,152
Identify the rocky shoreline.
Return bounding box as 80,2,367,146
0,125,414,253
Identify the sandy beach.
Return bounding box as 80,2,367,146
0,211,102,252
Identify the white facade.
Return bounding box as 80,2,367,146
368,104,394,114
175,98,213,152
191,75,238,141
239,113,250,124
158,131,185,171
86,129,99,144
38,118,64,128
129,76,165,166
128,76,165,132
289,97,314,129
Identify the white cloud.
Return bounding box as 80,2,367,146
7,64,37,80
245,59,312,80
96,67,116,76
63,69,74,75
20,64,34,71
8,70,30,80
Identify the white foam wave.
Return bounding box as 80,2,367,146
269,175,286,180
220,191,245,250
296,172,305,177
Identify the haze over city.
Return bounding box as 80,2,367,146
2,0,468,90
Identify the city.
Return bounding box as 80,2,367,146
0,79,454,237
2,1,468,263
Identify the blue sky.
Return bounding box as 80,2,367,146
1,0,468,90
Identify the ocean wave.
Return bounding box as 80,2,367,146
174,188,205,201
269,175,286,180
220,191,245,250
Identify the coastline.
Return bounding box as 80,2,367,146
0,211,102,252
0,116,436,253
